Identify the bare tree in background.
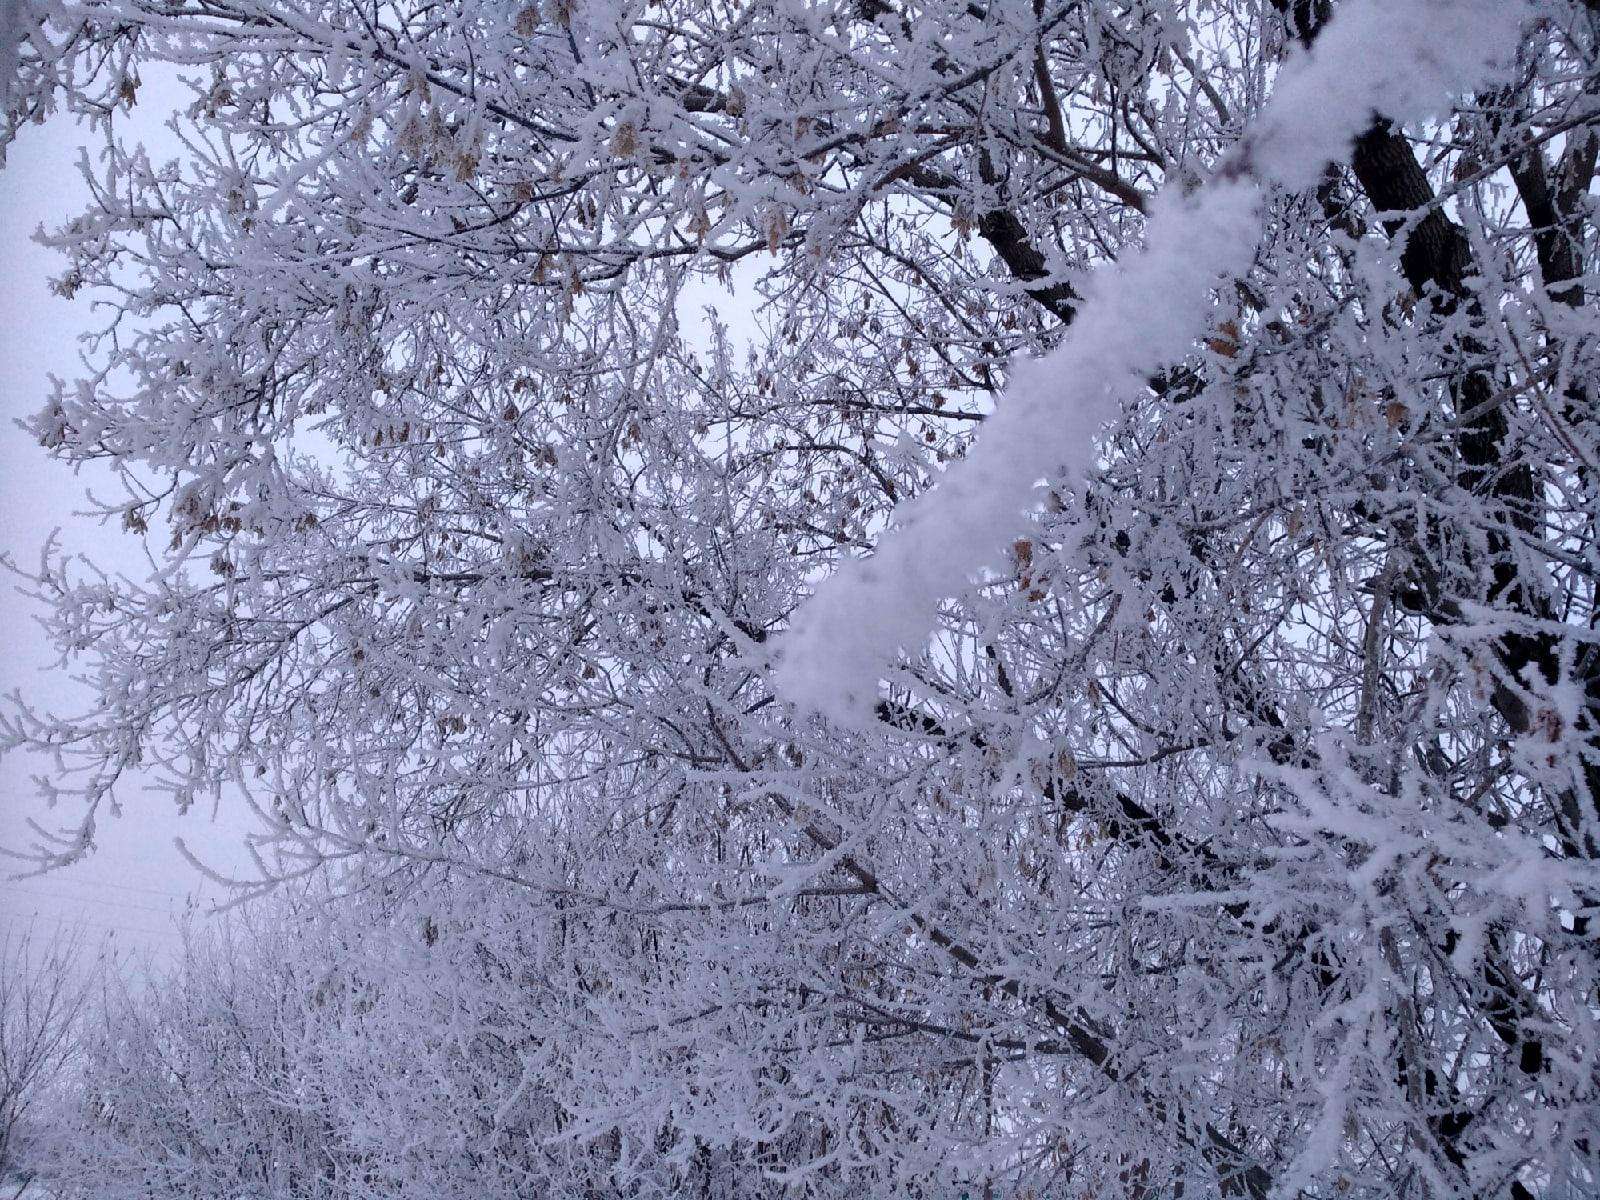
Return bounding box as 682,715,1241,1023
0,924,91,1181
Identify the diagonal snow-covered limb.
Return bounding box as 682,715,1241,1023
773,0,1525,723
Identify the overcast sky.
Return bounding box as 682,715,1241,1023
1,84,250,961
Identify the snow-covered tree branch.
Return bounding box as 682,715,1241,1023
3,0,1599,1196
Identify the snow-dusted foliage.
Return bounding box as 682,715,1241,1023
774,0,1523,715
0,924,92,1177
4,0,1600,1196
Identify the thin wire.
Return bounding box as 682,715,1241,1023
1,875,188,899
0,884,177,916
0,909,183,943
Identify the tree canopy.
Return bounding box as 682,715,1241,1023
4,0,1600,1196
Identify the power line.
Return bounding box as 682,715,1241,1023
57,878,187,899
0,908,183,944
0,884,178,916
1,874,190,900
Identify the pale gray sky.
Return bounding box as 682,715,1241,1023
1,82,249,960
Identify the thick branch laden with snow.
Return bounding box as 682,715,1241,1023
774,0,1523,721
